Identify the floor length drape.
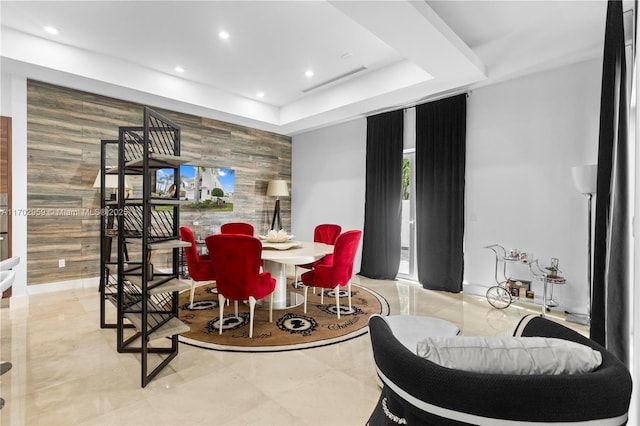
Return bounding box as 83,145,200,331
591,0,631,366
415,94,466,292
360,110,404,279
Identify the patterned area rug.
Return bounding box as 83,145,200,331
177,281,389,352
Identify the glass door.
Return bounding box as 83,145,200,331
398,150,417,280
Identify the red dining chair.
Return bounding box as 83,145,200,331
294,223,342,288
220,222,254,236
205,234,276,338
180,226,216,309
300,229,362,319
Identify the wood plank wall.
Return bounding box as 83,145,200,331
27,80,291,286
1,117,11,194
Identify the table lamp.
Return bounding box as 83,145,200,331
567,164,597,326
93,171,130,199
266,179,289,231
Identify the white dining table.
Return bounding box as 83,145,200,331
261,241,333,309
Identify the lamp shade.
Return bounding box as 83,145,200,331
93,171,130,189
266,180,289,197
571,164,597,194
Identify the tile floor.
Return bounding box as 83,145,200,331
0,275,587,426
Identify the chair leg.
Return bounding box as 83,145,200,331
295,266,315,290
248,296,256,338
335,285,340,319
269,294,273,323
320,290,324,304
347,279,352,311
189,279,196,309
218,293,226,335
234,300,239,317
303,285,309,313
294,266,301,288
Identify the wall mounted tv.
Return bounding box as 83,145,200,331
155,165,235,212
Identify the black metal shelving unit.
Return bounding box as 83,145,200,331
99,107,191,387
99,139,116,329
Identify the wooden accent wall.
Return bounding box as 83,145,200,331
0,116,10,194
26,80,291,286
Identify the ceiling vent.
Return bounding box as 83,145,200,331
301,66,368,93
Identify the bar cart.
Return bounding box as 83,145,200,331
484,244,565,317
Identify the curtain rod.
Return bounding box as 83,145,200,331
403,89,472,112
366,89,471,118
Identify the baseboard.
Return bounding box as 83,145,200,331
1,277,100,310
26,276,99,295
462,282,486,297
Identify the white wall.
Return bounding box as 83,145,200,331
1,72,29,305
293,58,602,315
465,58,601,313
292,118,367,271
1,72,12,115
632,58,639,425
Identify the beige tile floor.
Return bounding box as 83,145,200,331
0,275,587,426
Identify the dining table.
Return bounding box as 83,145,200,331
261,240,334,309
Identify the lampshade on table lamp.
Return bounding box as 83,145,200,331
93,171,131,199
266,180,289,231
567,164,597,326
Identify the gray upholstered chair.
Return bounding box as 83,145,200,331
0,256,19,293
0,257,19,409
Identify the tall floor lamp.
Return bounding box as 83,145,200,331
566,164,597,326
266,180,289,231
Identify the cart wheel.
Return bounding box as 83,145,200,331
486,285,512,309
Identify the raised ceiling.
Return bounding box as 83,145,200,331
1,1,606,135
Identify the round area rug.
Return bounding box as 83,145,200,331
177,281,389,352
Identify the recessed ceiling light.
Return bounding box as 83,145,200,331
305,70,314,78
44,26,59,35
218,31,230,40
256,92,264,98
175,66,184,73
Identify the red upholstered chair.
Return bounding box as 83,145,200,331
205,234,276,338
180,226,216,309
301,229,362,319
294,223,342,287
220,222,254,236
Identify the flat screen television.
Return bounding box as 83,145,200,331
155,165,235,211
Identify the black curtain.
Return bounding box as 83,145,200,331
360,110,404,279
415,94,466,292
591,0,631,366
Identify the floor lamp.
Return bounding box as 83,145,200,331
266,180,289,231
566,164,597,326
